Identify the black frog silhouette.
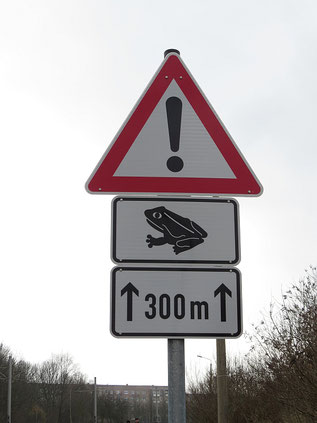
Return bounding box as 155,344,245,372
145,206,208,255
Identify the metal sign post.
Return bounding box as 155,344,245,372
93,377,97,423
168,339,186,423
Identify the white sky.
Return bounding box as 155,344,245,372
1,0,316,386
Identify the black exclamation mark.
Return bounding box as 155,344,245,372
166,96,184,172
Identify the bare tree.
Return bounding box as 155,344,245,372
187,367,218,422
248,266,317,422
35,353,87,422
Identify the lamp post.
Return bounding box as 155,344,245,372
7,356,12,423
69,378,97,423
216,339,228,423
93,377,97,423
197,354,212,375
198,346,228,423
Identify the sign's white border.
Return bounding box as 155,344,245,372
111,197,241,265
110,267,242,338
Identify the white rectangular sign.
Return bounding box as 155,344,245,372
111,267,242,338
112,197,240,264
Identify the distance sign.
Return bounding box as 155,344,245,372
111,267,242,338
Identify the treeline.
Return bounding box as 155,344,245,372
187,266,317,423
0,349,141,422
0,348,164,422
0,350,90,422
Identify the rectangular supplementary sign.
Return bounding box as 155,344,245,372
111,267,242,338
112,197,240,264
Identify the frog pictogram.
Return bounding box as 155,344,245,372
144,206,208,255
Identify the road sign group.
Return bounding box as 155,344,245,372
86,50,263,339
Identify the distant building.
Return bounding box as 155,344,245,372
96,384,168,422
97,384,168,403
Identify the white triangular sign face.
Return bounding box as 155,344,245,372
86,53,263,196
114,80,236,179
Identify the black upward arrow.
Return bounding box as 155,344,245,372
121,282,139,322
214,284,232,322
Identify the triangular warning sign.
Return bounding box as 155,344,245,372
86,52,263,196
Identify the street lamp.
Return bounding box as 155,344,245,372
197,355,212,374
69,377,97,423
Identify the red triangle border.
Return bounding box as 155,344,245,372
86,54,263,196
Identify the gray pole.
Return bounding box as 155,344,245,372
69,389,72,423
216,339,228,423
168,339,186,423
7,355,12,423
93,377,97,423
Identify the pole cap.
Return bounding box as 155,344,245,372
164,49,180,57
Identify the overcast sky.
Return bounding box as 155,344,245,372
1,0,316,386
